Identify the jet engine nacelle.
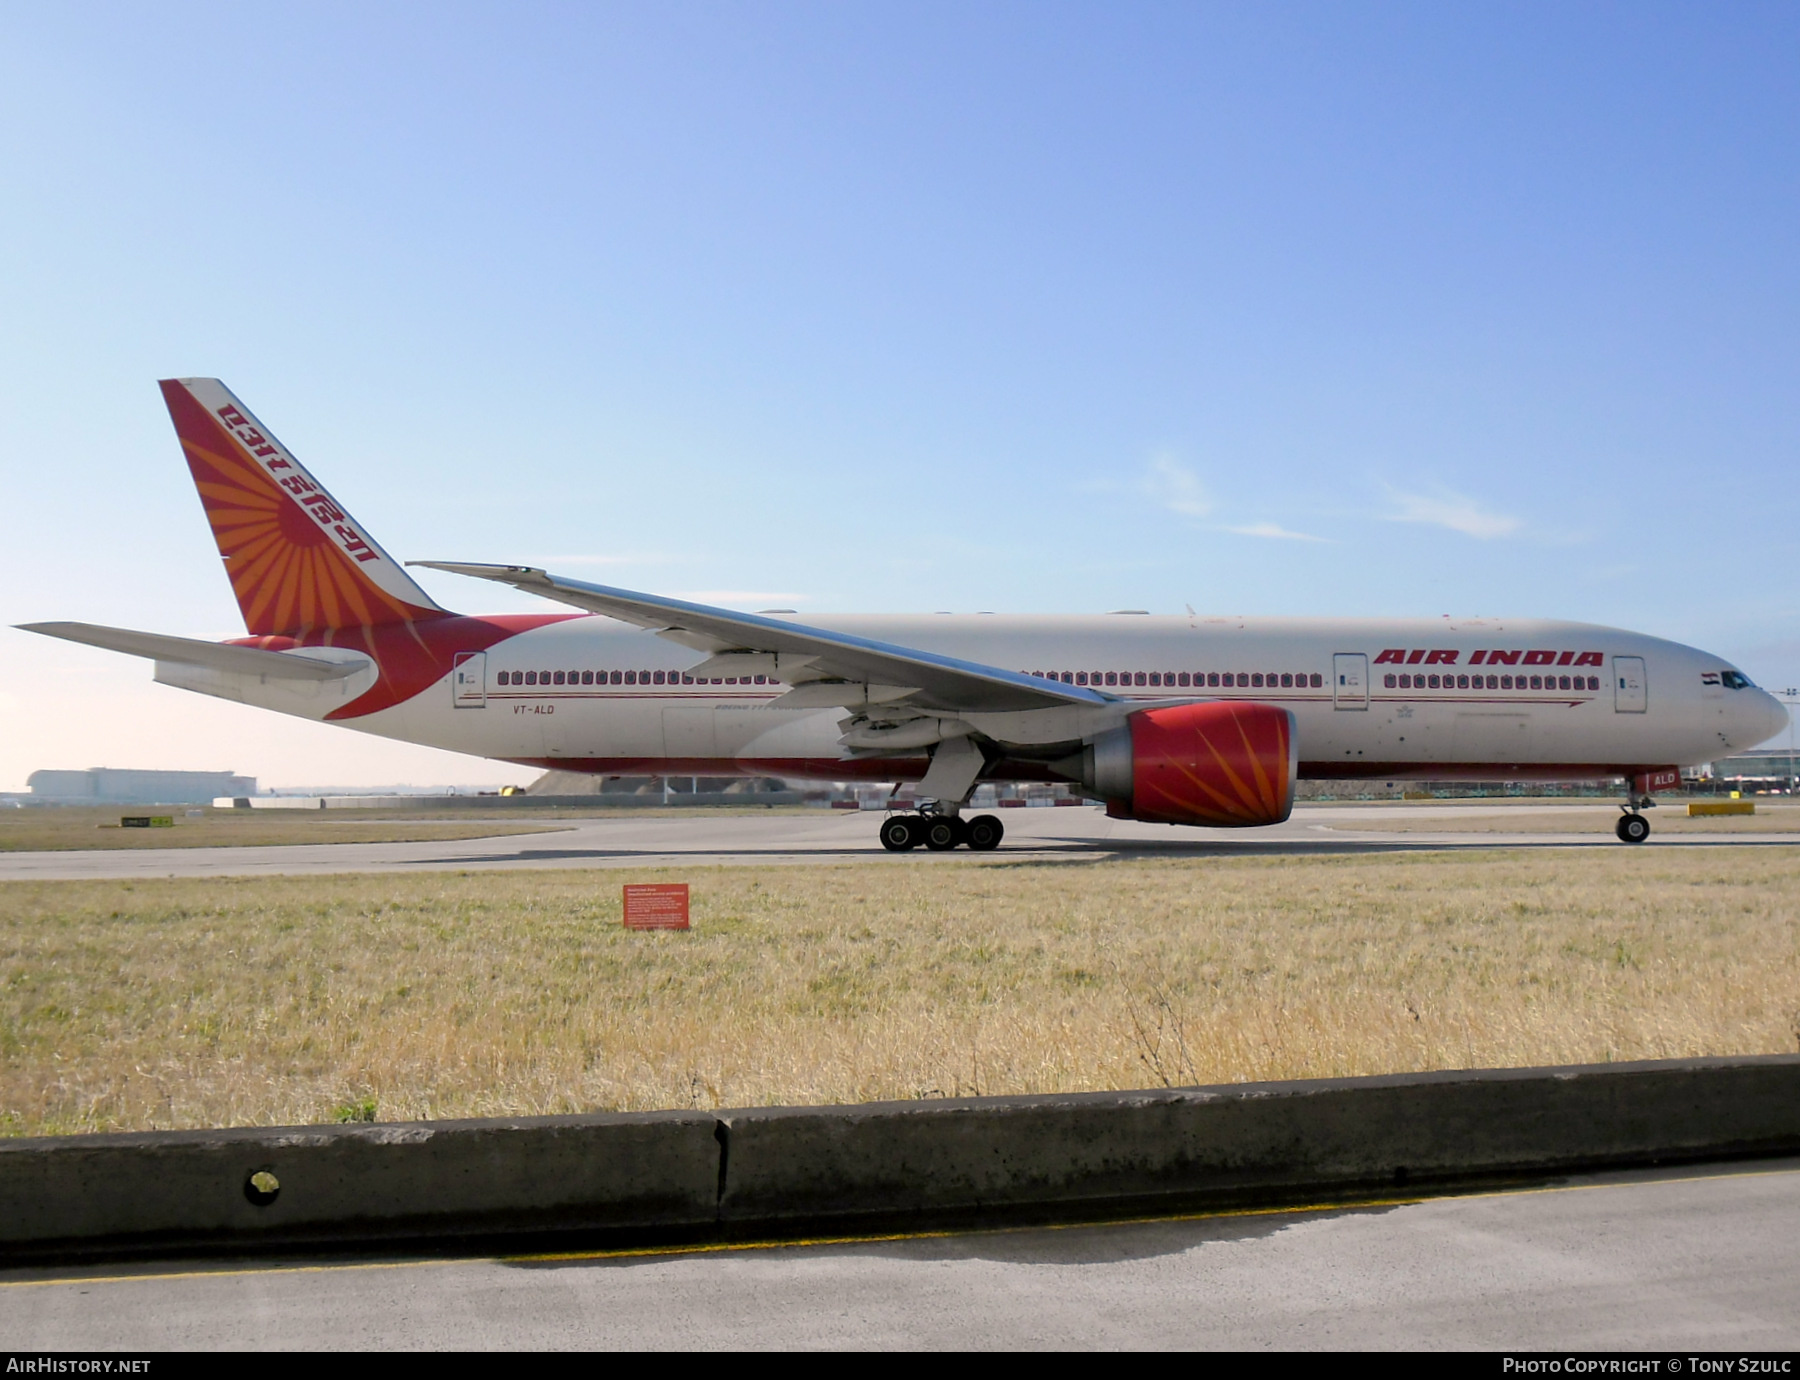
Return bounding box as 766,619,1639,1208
1085,701,1298,827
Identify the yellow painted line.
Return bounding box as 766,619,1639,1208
503,1196,1429,1266
2,1160,1794,1290
0,1254,473,1291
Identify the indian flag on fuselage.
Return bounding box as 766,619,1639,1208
159,378,447,636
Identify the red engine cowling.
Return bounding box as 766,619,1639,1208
1101,701,1297,827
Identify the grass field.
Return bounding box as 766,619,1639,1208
0,807,572,851
1322,801,1800,835
2,847,1796,1137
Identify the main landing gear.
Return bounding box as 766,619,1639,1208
879,809,1005,852
1616,804,1652,844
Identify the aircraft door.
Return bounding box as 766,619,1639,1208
453,651,487,708
1333,653,1368,710
1613,656,1647,713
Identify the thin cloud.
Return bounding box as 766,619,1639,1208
1385,488,1520,540
1226,522,1329,543
673,591,810,608
1141,454,1213,518
538,554,658,566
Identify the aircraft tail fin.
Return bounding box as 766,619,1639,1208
159,378,448,635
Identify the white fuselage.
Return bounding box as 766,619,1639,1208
160,613,1787,790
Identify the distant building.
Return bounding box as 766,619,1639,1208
27,769,257,804
1705,747,1798,792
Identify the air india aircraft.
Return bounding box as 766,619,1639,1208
21,379,1789,850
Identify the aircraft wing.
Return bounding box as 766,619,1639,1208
411,563,1112,713
18,622,366,681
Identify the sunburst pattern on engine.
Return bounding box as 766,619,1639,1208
1125,700,1297,827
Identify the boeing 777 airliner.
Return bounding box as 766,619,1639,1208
21,379,1788,850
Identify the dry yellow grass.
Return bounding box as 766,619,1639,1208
0,807,570,851
1329,802,1800,834
2,849,1797,1137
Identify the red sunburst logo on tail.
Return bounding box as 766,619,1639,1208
160,378,446,636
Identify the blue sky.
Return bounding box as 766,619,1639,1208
3,2,1796,787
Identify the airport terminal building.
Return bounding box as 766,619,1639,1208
26,768,257,805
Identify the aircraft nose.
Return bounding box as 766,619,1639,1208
1757,689,1790,744
1740,688,1790,748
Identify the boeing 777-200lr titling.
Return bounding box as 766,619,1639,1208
21,379,1789,850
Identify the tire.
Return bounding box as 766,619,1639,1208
1616,813,1651,844
879,816,920,851
923,818,961,851
966,814,1005,851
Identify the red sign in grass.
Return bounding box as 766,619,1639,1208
623,883,690,930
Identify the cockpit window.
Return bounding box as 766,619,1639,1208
1721,670,1754,690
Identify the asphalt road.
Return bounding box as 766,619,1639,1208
3,1159,1796,1349
2,801,1797,880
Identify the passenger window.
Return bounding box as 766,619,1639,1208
524,671,537,685
1456,674,1468,689
1148,672,1161,686
1105,672,1117,686
1250,673,1263,687
1384,674,1397,688
1134,672,1147,686
1178,672,1191,687
1310,673,1323,688
625,671,637,684
1281,673,1293,688
609,670,621,684
1501,675,1512,689
1075,672,1088,685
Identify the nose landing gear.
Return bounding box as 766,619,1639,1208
877,807,1005,852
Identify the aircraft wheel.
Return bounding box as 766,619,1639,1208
879,816,920,851
1616,813,1651,844
923,818,961,851
966,814,1005,851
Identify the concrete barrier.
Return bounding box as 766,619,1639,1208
0,1111,720,1258
2,1055,1797,1259
717,1057,1800,1229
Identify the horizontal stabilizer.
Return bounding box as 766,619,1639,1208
18,622,367,681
